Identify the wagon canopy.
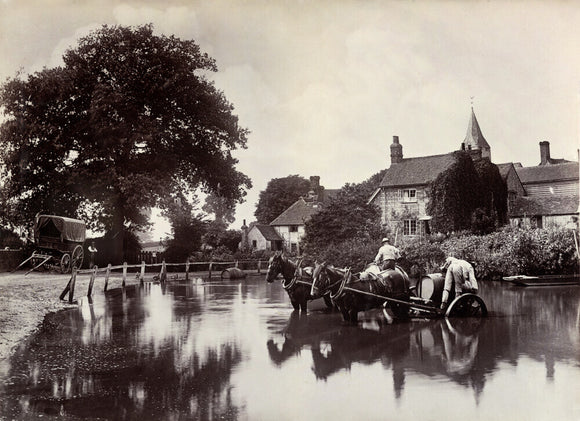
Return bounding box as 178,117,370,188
35,215,86,243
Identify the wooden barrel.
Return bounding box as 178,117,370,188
418,273,445,303
221,267,247,279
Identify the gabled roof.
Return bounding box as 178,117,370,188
496,163,515,180
251,224,283,241
509,194,579,217
463,107,490,150
516,161,579,184
270,197,324,226
378,153,457,188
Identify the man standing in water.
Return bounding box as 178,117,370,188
374,237,401,270
440,257,479,311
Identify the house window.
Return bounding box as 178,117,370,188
252,240,257,248
403,219,417,236
289,226,298,232
399,189,417,203
290,243,298,253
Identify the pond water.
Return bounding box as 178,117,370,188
0,275,579,421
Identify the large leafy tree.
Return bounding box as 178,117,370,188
254,175,311,224
0,24,251,261
302,185,383,253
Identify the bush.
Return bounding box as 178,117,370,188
302,226,578,281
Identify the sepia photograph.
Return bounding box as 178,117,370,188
0,1,579,420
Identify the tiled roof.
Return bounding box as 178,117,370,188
496,163,514,180
516,161,579,184
270,198,323,226
509,194,579,217
253,224,283,241
378,153,457,187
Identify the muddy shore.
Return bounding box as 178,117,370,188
0,270,138,370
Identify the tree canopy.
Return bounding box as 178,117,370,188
0,24,251,260
254,175,311,224
427,152,506,233
302,184,383,253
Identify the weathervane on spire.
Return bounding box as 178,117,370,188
470,96,475,108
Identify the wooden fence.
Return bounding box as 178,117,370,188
59,258,268,304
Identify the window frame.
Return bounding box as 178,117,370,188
399,188,417,203
403,219,418,236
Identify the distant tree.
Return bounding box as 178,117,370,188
202,220,241,254
202,192,236,225
302,185,383,253
0,24,251,261
352,168,388,199
254,175,311,224
160,194,206,262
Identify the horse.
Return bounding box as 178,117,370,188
311,262,411,323
266,251,333,311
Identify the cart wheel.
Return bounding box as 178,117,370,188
60,253,71,274
445,293,487,318
71,245,84,270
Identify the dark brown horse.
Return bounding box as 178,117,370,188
266,251,332,311
311,262,411,323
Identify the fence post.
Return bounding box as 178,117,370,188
160,260,167,283
185,260,190,281
140,261,145,284
69,268,77,304
59,273,73,300
122,262,127,287
257,260,261,274
235,260,238,268
87,266,97,297
104,264,111,291
208,262,213,279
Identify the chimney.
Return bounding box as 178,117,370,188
539,141,550,165
309,176,320,191
241,219,249,250
390,135,403,165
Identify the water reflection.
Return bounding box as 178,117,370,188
0,278,579,420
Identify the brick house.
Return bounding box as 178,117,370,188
368,108,493,238
369,107,579,236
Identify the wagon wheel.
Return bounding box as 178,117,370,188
71,245,84,270
445,293,488,318
60,253,71,274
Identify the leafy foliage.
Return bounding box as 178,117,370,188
0,227,24,249
427,152,506,234
161,195,206,263
302,184,384,254
0,24,251,261
254,175,311,224
202,220,241,254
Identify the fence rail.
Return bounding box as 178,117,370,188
60,258,268,304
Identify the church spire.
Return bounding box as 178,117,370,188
462,107,491,160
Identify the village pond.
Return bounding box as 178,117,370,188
0,275,579,420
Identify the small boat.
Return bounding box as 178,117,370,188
502,274,580,287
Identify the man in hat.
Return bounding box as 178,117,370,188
374,237,401,270
440,257,478,311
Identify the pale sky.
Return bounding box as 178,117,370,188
1,0,579,238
